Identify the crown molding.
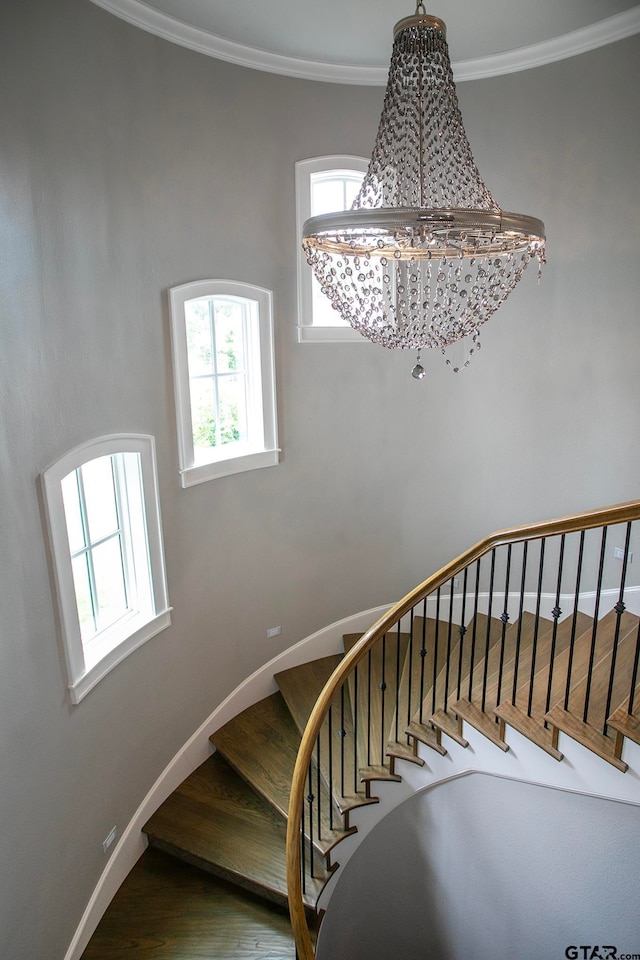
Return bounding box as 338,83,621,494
89,1,640,85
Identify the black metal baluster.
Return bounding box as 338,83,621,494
545,534,565,718
628,617,640,716
431,589,441,715
406,608,415,740
481,550,496,714
603,522,632,735
497,544,512,710
353,666,359,794
468,559,481,702
339,684,346,800
583,527,608,724
367,650,372,766
512,541,528,705
457,567,469,701
328,706,334,830
300,799,306,895
563,530,585,711
443,578,455,714
527,538,546,718
395,620,402,743
419,599,428,724
307,764,315,879
380,633,387,763
316,735,322,842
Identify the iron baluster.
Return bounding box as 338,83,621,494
431,588,441,715
564,530,585,711
468,559,481,702
628,616,640,716
353,666,359,794
380,633,387,764
481,549,496,714
512,541,528,705
545,534,565,718
395,620,402,743
307,764,314,879
418,598,427,724
583,527,608,724
328,707,334,831
316,735,322,842
443,578,455,714
497,543,512,710
367,651,372,766
339,685,346,800
603,522,632,734
456,566,469,701
527,538,546,718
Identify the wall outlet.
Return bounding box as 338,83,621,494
102,826,117,853
614,547,632,563
267,625,282,639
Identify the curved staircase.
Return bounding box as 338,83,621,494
79,503,640,960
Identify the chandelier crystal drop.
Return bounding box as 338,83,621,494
302,4,546,374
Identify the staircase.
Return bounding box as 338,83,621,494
79,503,640,960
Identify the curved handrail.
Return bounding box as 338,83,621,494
286,500,640,959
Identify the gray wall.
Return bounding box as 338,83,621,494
0,1,638,957
317,774,640,960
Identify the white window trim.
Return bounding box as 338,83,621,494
41,434,171,704
295,155,369,343
169,279,279,487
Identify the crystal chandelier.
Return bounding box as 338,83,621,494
302,4,546,377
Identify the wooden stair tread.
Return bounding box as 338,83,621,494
275,654,344,733
386,740,425,767
494,701,563,761
80,846,297,959
545,704,628,772
607,699,640,745
430,709,469,747
143,753,328,910
406,720,447,756
211,692,351,857
452,698,509,751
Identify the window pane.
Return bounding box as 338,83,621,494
344,176,362,207
92,536,129,632
62,470,85,554
190,377,217,454
185,299,212,377
214,300,245,374
311,178,347,216
81,456,119,544
71,553,95,642
218,374,247,445
312,278,349,327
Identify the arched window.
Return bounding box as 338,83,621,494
169,280,279,486
41,434,171,703
295,156,368,341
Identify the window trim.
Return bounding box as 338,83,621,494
295,156,369,343
41,434,171,704
169,279,279,487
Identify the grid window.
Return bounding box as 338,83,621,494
170,280,279,486
41,435,171,703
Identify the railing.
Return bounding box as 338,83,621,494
286,501,640,960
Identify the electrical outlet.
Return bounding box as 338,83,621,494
614,547,633,563
267,625,282,639
102,826,117,853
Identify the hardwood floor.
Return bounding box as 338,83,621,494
81,846,296,960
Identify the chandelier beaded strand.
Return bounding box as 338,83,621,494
302,5,546,376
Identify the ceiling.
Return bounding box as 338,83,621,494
90,0,640,83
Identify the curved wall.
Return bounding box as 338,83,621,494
317,773,640,960
0,1,639,957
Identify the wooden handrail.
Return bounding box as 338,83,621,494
285,500,640,959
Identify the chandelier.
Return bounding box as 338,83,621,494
302,4,546,377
